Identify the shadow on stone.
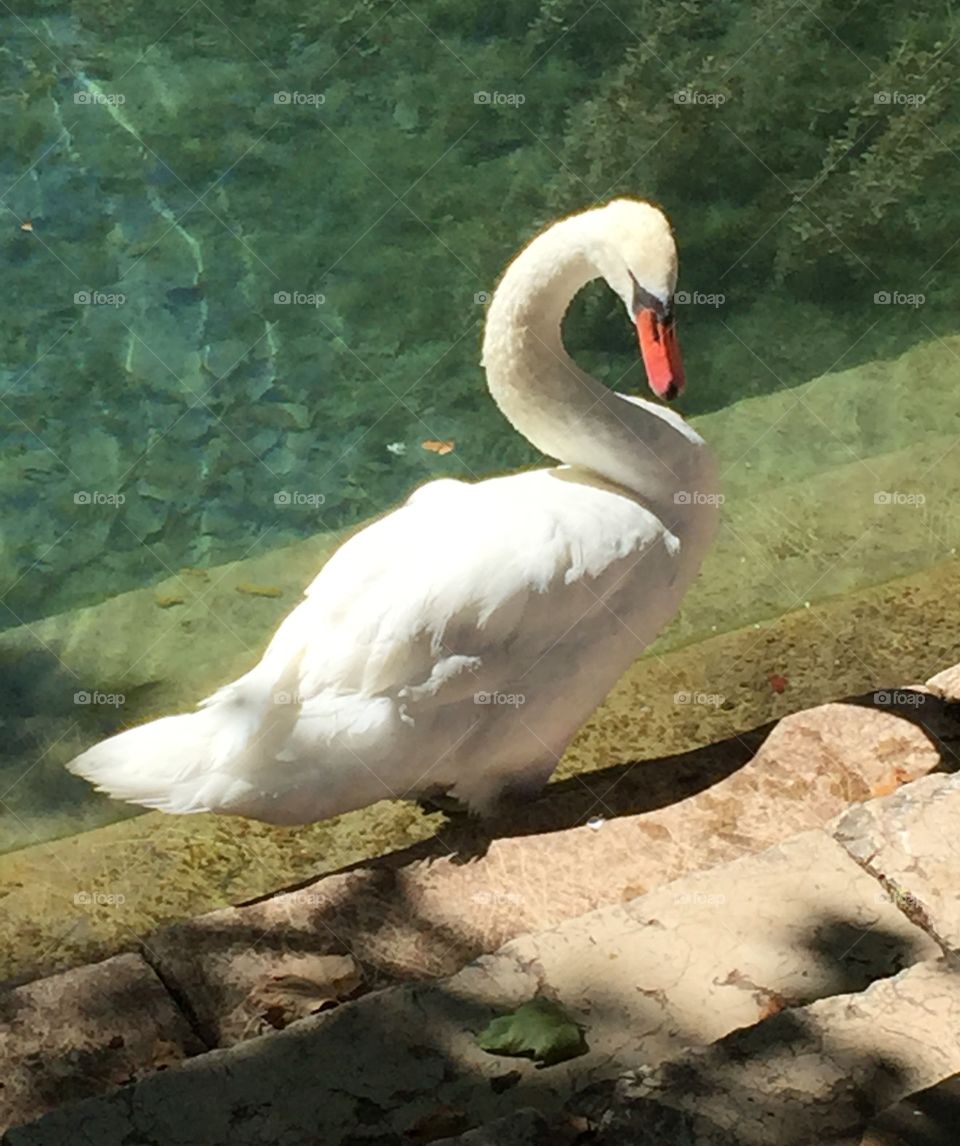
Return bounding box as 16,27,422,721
843,688,960,775
865,1071,960,1146
8,919,952,1145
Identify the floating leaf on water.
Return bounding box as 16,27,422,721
476,997,588,1066
421,439,455,455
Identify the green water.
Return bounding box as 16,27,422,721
2,0,960,849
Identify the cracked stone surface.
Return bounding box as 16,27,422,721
0,953,203,1135
604,958,960,1146
833,774,960,952
149,695,957,1047
3,829,938,1145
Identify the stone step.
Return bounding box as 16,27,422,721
4,788,952,1145
0,955,202,1135
437,771,960,1146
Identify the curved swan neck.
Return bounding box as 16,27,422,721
481,214,715,524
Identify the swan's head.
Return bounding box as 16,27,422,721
584,198,684,401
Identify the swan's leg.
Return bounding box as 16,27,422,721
412,760,558,863
414,786,491,863
416,789,472,818
449,757,558,820
441,769,555,864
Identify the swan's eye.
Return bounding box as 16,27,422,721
629,271,669,321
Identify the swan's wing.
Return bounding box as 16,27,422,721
240,470,673,709
174,470,682,820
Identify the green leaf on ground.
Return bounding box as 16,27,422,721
475,997,588,1066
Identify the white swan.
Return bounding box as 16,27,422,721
68,199,719,823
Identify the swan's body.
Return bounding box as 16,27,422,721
69,199,719,823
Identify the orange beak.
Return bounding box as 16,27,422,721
636,309,684,400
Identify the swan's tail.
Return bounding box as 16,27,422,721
67,707,256,815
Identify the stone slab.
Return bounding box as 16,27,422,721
0,953,202,1135
834,774,960,952
150,695,958,1047
603,959,960,1145
4,828,937,1144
